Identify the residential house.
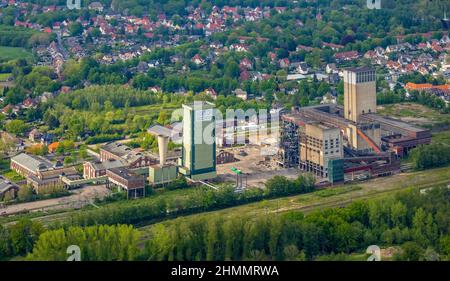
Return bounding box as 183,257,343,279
240,58,253,70
28,128,42,143
148,60,160,68
137,61,149,73
323,42,344,51
321,93,337,104
2,104,19,115
334,51,359,61
191,54,205,65
364,50,377,60
22,97,37,109
234,89,248,100
48,142,60,153
41,133,56,145
204,88,218,100
326,63,338,74
296,45,314,52
279,58,290,68
88,2,104,12
229,44,249,52
293,62,310,74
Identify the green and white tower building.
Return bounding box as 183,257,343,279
179,101,217,181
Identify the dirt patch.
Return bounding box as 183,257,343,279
377,103,449,126
216,145,302,188
397,116,434,126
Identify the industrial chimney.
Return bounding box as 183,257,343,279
158,135,169,166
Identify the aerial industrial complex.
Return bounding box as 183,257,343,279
279,67,431,183
6,67,433,200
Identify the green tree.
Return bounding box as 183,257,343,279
9,219,44,256
0,225,12,259
28,225,140,261
69,22,83,36
17,186,34,202
224,60,240,79
396,241,424,261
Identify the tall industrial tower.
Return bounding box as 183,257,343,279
343,67,377,122
179,101,217,181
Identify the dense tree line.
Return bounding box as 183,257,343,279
376,90,407,105
39,85,169,139
141,186,449,261
53,85,159,110
398,72,448,86
410,144,450,170
62,58,132,87
27,225,140,261
409,91,449,114
0,219,44,260
0,60,60,107
19,186,449,261
264,175,315,197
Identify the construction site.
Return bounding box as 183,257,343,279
278,67,432,184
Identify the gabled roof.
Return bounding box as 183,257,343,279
11,153,53,172
0,176,19,194
101,142,148,164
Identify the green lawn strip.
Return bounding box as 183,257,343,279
0,46,32,61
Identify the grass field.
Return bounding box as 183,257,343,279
3,170,25,182
0,46,33,62
377,103,450,127
432,130,450,145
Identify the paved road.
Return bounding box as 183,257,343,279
56,31,69,59
0,185,110,216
